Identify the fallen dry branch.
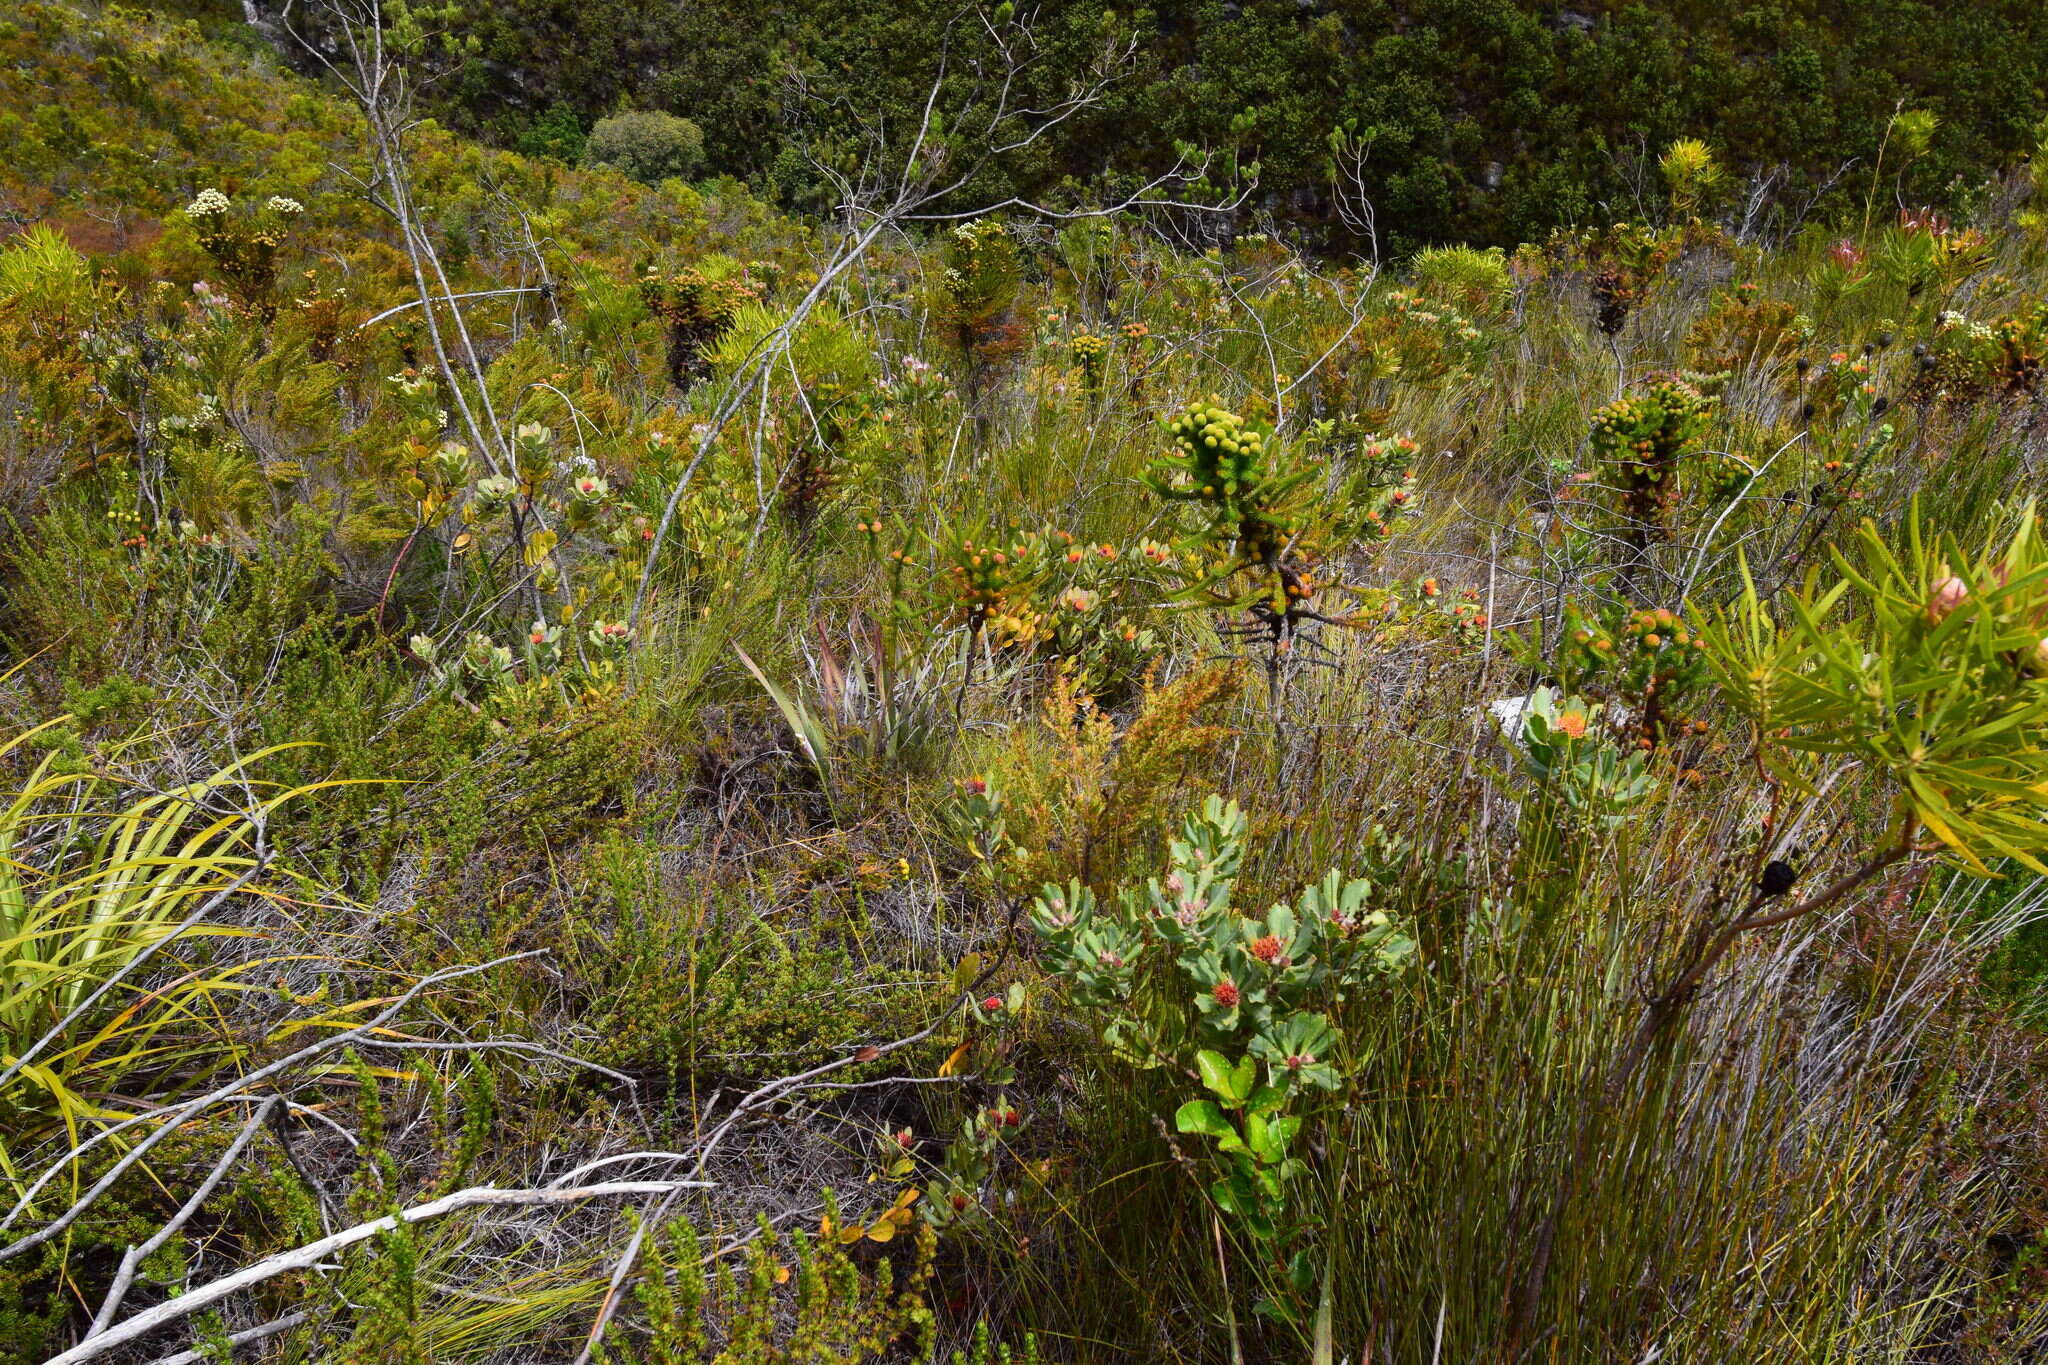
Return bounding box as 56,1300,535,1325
45,1180,715,1365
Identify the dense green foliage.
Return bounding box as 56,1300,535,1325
585,110,707,186
205,0,2048,250
5,3,2048,1363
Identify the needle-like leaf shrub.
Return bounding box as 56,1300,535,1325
1705,502,2048,875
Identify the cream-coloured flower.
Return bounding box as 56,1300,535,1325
186,188,232,218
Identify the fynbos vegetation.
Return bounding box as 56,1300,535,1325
2,2,2048,1361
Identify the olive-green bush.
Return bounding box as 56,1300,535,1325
583,109,706,185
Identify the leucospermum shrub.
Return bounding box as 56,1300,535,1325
927,517,1171,696
378,382,653,700
1547,600,1715,750
1031,797,1413,1316
939,525,1053,650
1316,425,1421,551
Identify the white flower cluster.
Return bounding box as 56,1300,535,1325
1385,289,1484,344
265,196,304,216
158,395,222,436
186,188,232,218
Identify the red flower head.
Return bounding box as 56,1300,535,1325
1212,980,1240,1007
1249,935,1283,965
981,995,1004,1013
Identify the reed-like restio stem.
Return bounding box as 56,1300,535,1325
1509,823,1915,1355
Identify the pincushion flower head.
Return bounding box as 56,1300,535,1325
587,619,632,649
1211,980,1240,1007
